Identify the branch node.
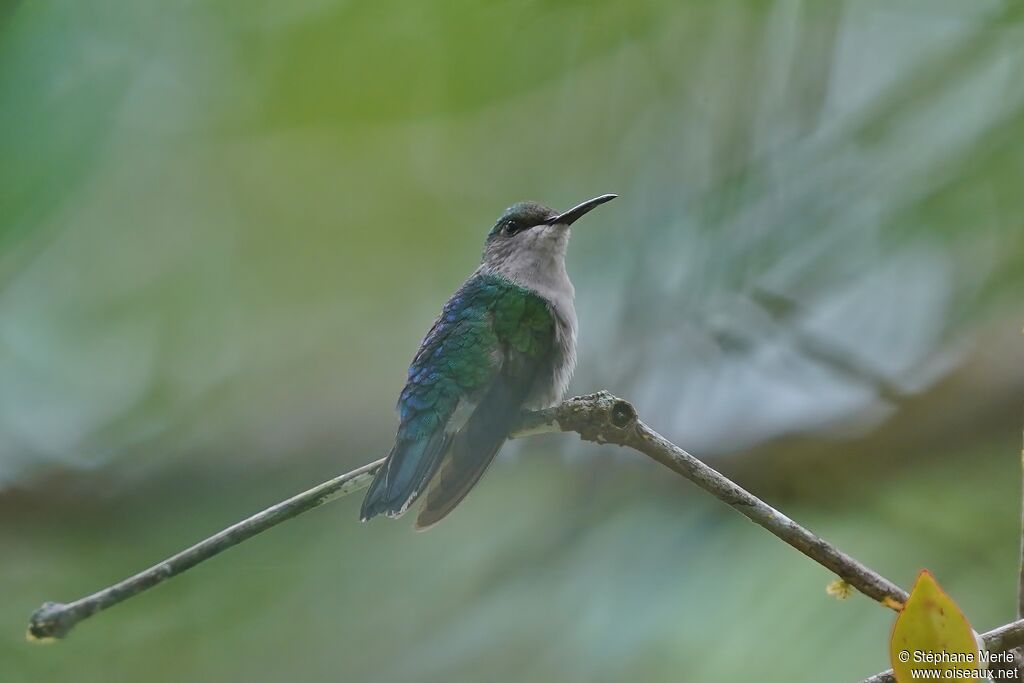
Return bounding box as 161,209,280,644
881,596,905,611
27,602,73,643
610,400,637,429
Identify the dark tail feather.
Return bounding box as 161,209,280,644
413,432,507,530
360,429,449,521
414,377,522,530
359,450,397,521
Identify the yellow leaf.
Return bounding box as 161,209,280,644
890,570,981,683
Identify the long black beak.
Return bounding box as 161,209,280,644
548,193,617,226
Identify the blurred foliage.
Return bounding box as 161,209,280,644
1,0,1023,681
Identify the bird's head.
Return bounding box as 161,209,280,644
481,194,616,278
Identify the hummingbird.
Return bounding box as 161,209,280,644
360,193,617,529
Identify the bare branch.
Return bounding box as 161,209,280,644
28,391,906,642
858,618,1024,683
26,457,386,642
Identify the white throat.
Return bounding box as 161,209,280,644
483,222,579,406
486,224,576,311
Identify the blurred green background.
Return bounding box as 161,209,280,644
2,1,1024,681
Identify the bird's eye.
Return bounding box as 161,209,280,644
502,220,519,236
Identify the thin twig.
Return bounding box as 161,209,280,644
626,422,907,608
26,458,386,642
29,391,906,642
858,618,1024,683
26,402,568,641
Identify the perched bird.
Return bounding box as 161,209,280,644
360,194,617,529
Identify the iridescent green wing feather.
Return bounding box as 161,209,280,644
360,271,555,522
415,273,555,527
